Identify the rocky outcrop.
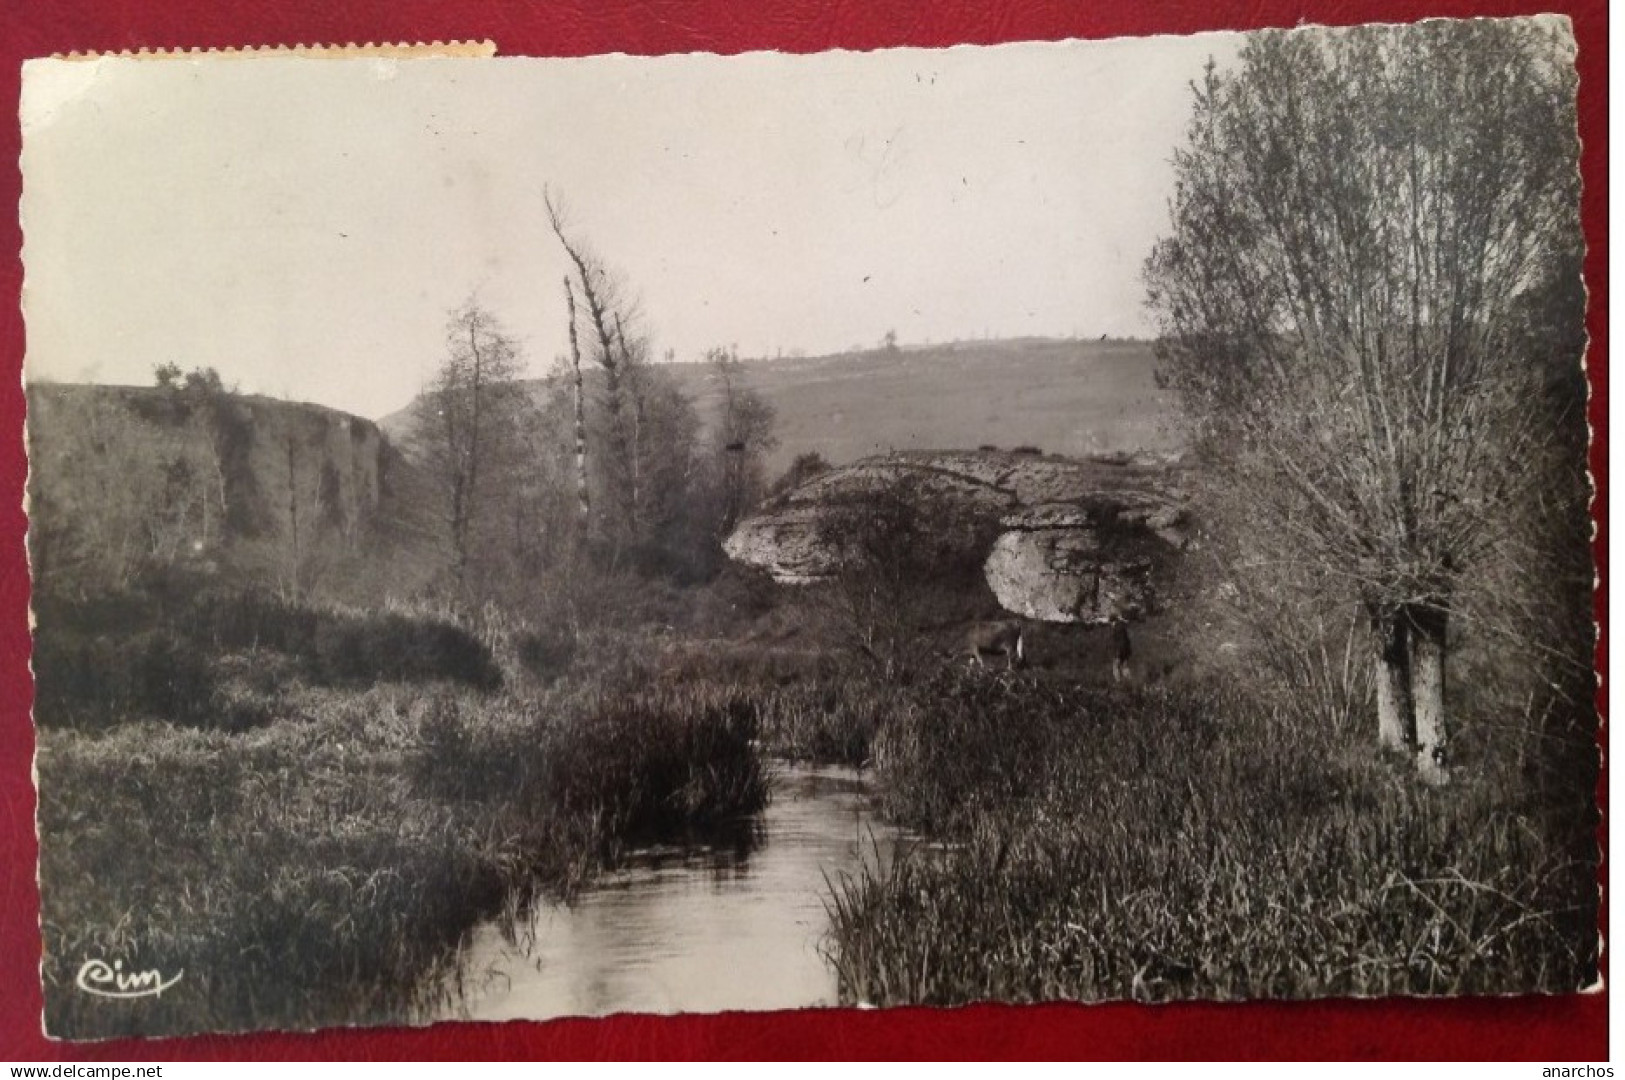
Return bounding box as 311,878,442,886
722,453,1018,583
725,449,1188,621
723,503,841,585
26,383,391,588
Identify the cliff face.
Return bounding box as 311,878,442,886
724,449,1188,622
26,384,390,590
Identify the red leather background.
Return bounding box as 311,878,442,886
0,0,1607,1061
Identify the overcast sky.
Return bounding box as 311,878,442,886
21,34,1239,419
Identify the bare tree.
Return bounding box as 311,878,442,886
545,189,645,546
283,435,305,599
409,301,527,591
562,280,590,531
1144,20,1583,781
543,188,764,585
707,347,779,537
628,365,708,575
815,479,990,683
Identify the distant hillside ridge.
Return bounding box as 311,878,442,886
27,382,393,593
379,337,1180,481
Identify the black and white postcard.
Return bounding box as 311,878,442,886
20,18,1596,1039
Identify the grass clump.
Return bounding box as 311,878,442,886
824,668,1598,1005
645,636,902,767
751,679,898,767
37,672,772,1038
411,681,769,852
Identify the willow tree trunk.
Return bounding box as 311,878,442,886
1409,606,1450,784
1374,616,1415,752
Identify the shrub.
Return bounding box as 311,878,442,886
201,592,502,690
768,451,831,498
205,591,322,656
33,627,215,730
516,625,578,683
32,587,505,730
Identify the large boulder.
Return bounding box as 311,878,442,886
984,504,1164,623
725,449,1187,620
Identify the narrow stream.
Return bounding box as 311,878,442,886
435,763,901,1022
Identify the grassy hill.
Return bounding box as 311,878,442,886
381,337,1179,480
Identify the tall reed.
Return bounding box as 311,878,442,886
825,669,1597,1004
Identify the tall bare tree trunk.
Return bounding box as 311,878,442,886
546,194,639,546
285,437,302,602
615,314,643,536
563,278,591,531
717,362,741,535
1409,605,1450,784
582,278,630,538
629,381,644,535
456,321,486,590
1374,614,1414,751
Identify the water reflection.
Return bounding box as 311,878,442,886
437,763,900,1022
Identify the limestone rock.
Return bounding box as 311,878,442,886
722,504,840,585
983,525,1155,624
725,448,1186,619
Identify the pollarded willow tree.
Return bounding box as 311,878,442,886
1144,19,1584,782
